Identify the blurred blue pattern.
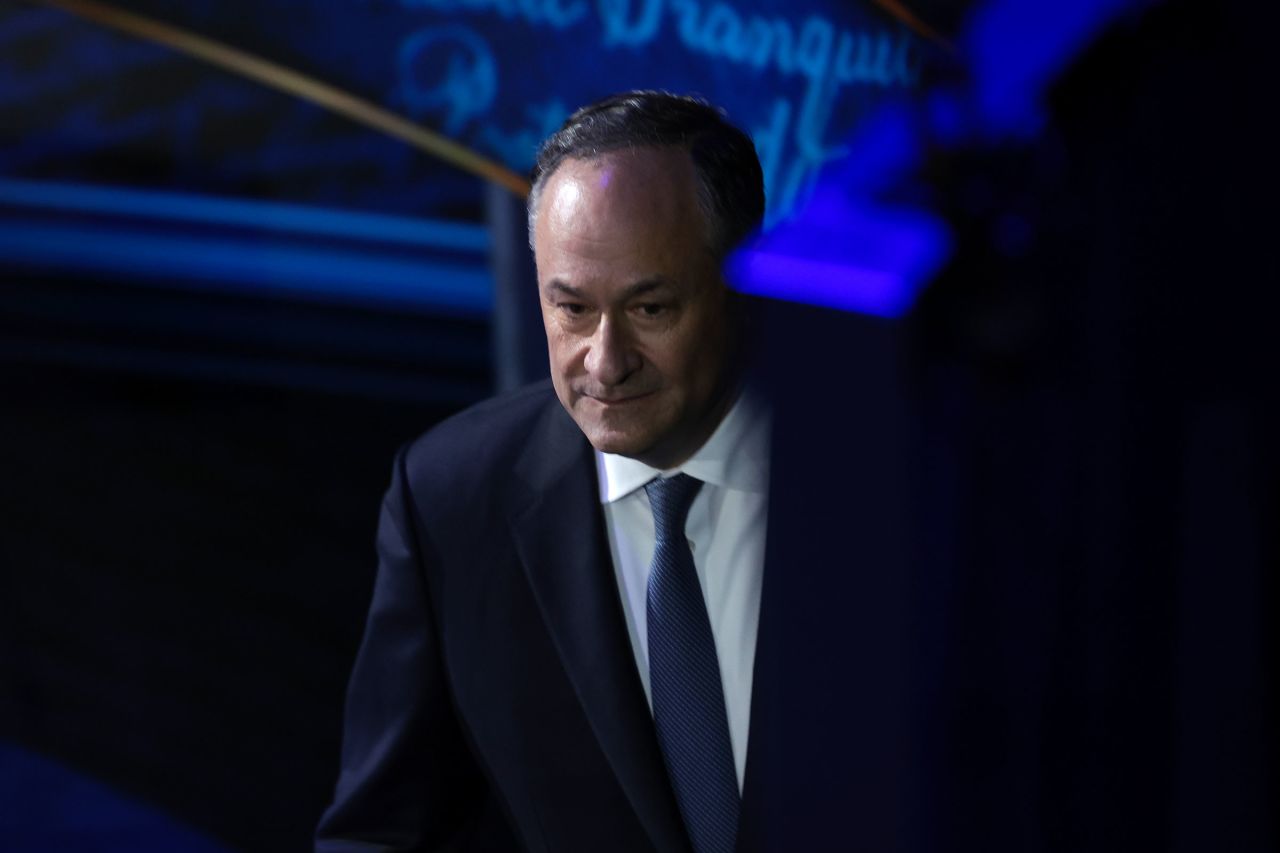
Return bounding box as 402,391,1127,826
0,0,939,325
0,4,484,217
729,0,1156,316
0,221,493,314
0,178,490,251
0,0,924,224
0,177,493,315
0,742,232,853
964,0,1154,138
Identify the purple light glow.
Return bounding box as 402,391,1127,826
727,95,952,317
727,201,951,318
729,1,1153,318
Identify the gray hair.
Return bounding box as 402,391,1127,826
526,91,765,261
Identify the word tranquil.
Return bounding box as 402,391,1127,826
400,0,919,90
391,0,922,221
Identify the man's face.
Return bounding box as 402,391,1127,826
533,147,738,470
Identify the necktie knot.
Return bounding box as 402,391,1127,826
644,474,703,542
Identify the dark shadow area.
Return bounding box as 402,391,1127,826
751,2,1277,850
0,295,488,850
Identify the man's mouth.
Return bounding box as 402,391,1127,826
582,391,655,406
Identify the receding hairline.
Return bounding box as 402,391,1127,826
528,144,722,259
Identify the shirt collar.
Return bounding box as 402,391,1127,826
594,388,771,504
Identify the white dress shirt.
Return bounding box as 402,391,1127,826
595,391,770,792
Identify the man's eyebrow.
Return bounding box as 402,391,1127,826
545,280,585,299
544,278,672,300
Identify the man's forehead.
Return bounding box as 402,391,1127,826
532,147,716,286
537,152,701,260
543,148,699,211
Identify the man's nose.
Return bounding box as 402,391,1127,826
583,314,640,387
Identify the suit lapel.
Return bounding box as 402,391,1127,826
510,399,691,853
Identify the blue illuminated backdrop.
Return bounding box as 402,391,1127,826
0,0,1163,332
728,0,1158,317
1,0,935,318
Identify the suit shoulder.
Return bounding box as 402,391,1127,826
400,379,560,492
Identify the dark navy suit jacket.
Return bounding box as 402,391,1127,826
316,306,918,852
316,382,704,851
318,274,1279,851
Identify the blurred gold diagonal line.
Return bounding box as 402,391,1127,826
872,0,957,54
32,0,951,196
33,0,533,197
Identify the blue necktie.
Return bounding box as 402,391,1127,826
645,474,740,853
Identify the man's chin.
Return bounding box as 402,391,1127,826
582,428,653,459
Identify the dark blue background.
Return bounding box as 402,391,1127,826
1,1,1275,851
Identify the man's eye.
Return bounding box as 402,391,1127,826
637,303,666,317
559,303,586,315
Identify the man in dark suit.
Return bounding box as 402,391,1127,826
315,92,781,852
